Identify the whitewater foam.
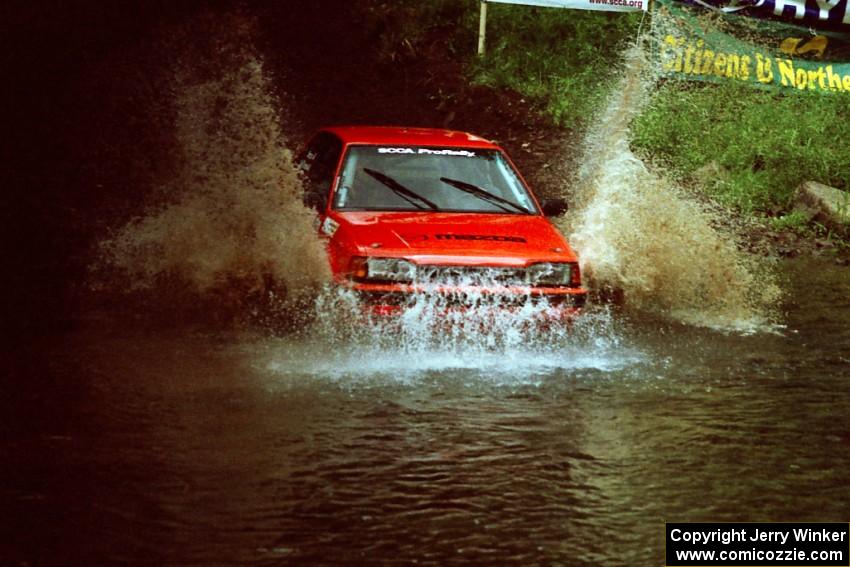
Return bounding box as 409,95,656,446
254,284,642,383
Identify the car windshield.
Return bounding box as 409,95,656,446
332,146,538,214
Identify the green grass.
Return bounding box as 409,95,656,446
470,4,643,127
631,82,850,213
768,211,811,232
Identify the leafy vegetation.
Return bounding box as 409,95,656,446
632,82,850,213
469,4,642,127
768,210,811,232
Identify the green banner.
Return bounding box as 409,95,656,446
655,0,850,93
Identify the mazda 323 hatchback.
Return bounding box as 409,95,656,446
297,126,587,320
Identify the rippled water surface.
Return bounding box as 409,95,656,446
2,258,849,565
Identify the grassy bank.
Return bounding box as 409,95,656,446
632,83,850,215
379,1,850,225
469,4,641,126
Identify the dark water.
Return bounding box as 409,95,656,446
2,258,849,566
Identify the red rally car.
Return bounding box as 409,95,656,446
297,126,587,319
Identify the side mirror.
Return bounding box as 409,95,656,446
541,197,568,217
303,191,327,212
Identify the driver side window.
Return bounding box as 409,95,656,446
297,132,343,211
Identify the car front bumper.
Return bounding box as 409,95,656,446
346,282,587,320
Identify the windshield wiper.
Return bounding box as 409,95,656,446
439,177,531,214
363,168,438,210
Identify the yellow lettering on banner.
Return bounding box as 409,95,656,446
826,65,844,91
657,35,850,93
693,40,705,74
815,67,827,89
739,55,751,80
756,53,774,83
796,67,808,89
725,54,740,78
776,58,796,86
662,35,678,71
684,44,695,74
700,49,715,75
713,53,726,76
662,35,686,72
807,69,820,89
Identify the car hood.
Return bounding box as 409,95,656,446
330,211,578,265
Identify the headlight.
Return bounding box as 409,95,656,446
351,257,417,283
526,262,572,286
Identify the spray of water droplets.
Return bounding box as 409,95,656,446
560,44,782,332
98,14,329,309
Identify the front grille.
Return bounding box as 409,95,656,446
415,266,528,286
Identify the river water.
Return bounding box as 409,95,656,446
2,257,848,566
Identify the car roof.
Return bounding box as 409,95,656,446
320,126,501,149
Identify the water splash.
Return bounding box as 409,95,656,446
562,45,782,332
257,282,643,383
98,14,328,306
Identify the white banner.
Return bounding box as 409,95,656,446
486,0,647,12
